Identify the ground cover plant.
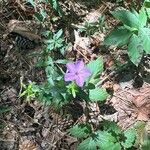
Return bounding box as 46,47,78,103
0,0,150,149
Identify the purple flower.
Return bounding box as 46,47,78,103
64,60,91,87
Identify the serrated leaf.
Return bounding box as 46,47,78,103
100,143,121,150
102,120,122,135
112,10,140,28
77,137,97,150
128,34,143,66
121,128,136,148
104,27,131,46
95,131,120,150
139,7,147,27
69,124,91,138
89,88,109,102
139,27,150,54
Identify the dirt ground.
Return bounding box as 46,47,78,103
0,0,150,150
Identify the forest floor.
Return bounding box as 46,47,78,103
0,0,150,150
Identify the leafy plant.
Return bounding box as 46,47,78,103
26,0,62,18
69,121,137,150
49,0,62,16
20,81,39,101
19,27,108,107
79,16,106,36
104,3,150,66
44,29,66,55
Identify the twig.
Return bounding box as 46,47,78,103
96,70,116,87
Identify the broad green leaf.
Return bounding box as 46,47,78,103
139,27,150,54
104,28,131,46
121,128,136,148
128,34,143,66
77,137,97,150
87,57,103,76
139,7,147,27
89,88,109,102
131,8,139,18
100,143,121,150
95,131,121,150
69,124,91,138
112,10,140,29
102,120,122,135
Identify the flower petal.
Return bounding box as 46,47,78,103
66,63,76,73
75,60,84,71
75,76,85,87
64,72,76,81
79,68,91,78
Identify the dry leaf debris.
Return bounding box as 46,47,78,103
111,82,150,129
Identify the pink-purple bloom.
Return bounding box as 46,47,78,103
64,60,91,87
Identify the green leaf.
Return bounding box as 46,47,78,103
27,0,34,6
104,27,132,46
128,34,143,66
139,7,147,27
144,1,150,8
112,10,140,28
34,12,44,22
40,9,47,19
55,59,69,64
69,124,91,138
121,128,136,148
66,82,78,98
89,88,109,102
146,6,150,18
87,57,103,77
47,43,54,51
54,29,63,39
102,120,122,135
77,137,97,150
100,143,121,150
96,131,121,150
49,0,62,16
139,27,150,54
